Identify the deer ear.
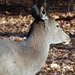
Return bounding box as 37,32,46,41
31,5,40,18
40,6,48,20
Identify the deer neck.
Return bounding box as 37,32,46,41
17,21,50,74
26,21,50,55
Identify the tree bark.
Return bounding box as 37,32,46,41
33,0,36,4
37,0,46,9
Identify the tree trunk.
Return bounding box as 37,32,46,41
33,0,35,4
37,0,46,9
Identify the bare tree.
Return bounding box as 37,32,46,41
68,0,75,11
37,0,46,9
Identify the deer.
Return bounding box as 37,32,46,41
0,5,71,75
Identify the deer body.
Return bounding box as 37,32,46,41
0,16,70,75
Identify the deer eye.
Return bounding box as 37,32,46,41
56,25,60,28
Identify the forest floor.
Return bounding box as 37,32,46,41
0,3,74,75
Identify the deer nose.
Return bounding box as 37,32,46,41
63,36,71,45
